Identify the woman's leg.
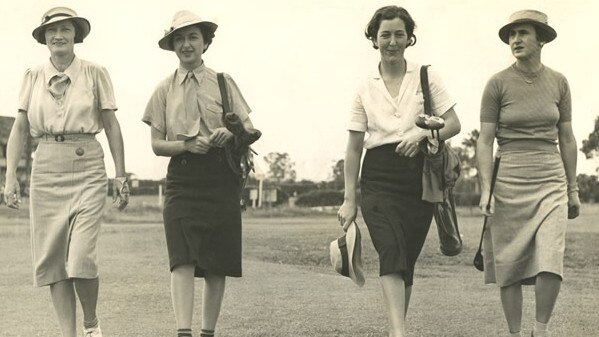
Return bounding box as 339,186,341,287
533,272,561,336
380,273,407,337
171,265,196,330
74,277,100,329
500,281,523,334
201,272,226,335
50,279,77,337
404,285,412,316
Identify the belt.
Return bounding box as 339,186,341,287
39,133,96,142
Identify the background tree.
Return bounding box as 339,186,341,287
458,129,479,179
329,159,344,190
581,115,599,159
263,152,296,184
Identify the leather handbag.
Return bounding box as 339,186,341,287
419,65,462,256
216,73,262,209
473,155,501,271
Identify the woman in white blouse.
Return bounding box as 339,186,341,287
4,7,127,337
337,6,460,337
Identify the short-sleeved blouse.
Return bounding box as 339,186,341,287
480,64,571,146
348,60,455,149
142,63,251,141
18,56,118,137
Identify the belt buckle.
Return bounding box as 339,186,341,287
54,135,65,142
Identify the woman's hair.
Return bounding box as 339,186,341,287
365,6,417,49
169,23,215,52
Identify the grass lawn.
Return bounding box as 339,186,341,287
0,199,598,336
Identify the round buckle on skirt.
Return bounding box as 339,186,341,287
75,148,85,156
55,135,65,142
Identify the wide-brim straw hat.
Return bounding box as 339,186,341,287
158,10,218,51
330,222,365,287
498,9,556,44
32,7,90,45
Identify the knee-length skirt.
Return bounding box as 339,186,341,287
483,147,568,287
30,136,107,287
163,148,242,278
360,144,434,286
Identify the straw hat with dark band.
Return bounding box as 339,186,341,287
330,222,365,287
498,9,556,44
32,7,90,45
159,10,218,51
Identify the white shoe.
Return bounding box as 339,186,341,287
83,325,102,337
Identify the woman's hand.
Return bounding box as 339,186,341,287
185,136,211,154
395,128,426,157
337,200,358,232
567,191,581,219
112,177,130,211
209,128,234,148
3,178,21,209
479,190,495,217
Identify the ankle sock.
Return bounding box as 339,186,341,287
83,317,99,329
177,328,192,337
534,321,548,332
200,329,215,337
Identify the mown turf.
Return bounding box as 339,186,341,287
0,202,597,336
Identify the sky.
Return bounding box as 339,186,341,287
1,0,598,181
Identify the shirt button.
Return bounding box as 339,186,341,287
75,148,84,156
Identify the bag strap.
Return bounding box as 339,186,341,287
475,155,502,254
420,65,432,116
217,73,231,114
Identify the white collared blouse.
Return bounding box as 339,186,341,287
18,56,118,137
142,63,251,141
348,60,455,149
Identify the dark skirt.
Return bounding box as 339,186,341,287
360,144,433,286
164,148,242,278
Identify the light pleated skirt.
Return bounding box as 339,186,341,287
483,144,567,287
29,136,107,287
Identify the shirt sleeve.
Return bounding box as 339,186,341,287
142,80,168,133
480,76,501,123
94,65,118,111
17,69,34,113
347,88,368,132
428,67,456,116
557,75,572,123
224,73,251,122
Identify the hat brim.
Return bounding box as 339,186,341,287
32,17,90,45
498,20,556,44
347,223,365,287
158,21,218,51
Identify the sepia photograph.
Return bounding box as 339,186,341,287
0,0,598,336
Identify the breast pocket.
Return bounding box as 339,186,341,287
204,103,224,129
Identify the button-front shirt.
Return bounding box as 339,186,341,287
348,60,455,149
18,56,118,137
142,63,251,141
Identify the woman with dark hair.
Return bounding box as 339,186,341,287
477,10,580,337
142,10,257,337
337,5,460,337
3,6,128,337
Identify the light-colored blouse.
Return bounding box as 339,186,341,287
142,63,251,141
18,56,117,137
480,64,571,147
348,60,455,149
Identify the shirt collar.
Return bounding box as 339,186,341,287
177,62,206,85
44,55,81,85
370,59,417,79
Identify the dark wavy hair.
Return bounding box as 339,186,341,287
365,6,417,49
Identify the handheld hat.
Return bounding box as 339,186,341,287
159,10,218,51
498,9,556,44
330,222,365,287
32,7,90,45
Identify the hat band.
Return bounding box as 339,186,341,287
337,236,349,277
43,13,74,24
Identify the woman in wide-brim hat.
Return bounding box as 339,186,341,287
143,9,257,337
4,6,128,337
477,9,580,337
337,5,461,337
